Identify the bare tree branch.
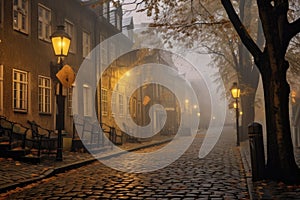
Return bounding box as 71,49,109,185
288,17,300,41
149,20,229,29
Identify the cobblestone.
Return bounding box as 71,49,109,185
1,127,250,199
240,138,300,199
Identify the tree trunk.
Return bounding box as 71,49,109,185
221,0,300,183
260,53,300,183
237,0,260,140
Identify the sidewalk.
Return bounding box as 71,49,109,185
0,135,173,193
240,140,300,199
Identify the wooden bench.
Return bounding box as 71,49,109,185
27,120,57,157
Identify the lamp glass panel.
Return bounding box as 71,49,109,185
51,37,62,56
233,102,237,109
51,36,70,56
231,88,240,99
62,37,71,56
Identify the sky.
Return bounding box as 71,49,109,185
122,1,153,25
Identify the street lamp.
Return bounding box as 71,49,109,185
230,82,241,146
50,25,71,161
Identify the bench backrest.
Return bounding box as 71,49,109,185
0,118,14,130
27,121,39,139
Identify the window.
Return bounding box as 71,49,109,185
82,31,91,58
100,34,108,67
65,20,76,53
71,84,78,115
13,0,29,34
109,42,116,62
0,65,3,113
38,76,51,113
67,87,73,116
111,92,116,115
13,69,28,112
0,0,3,27
110,10,116,26
102,2,108,19
132,98,136,117
116,13,121,30
126,96,130,117
38,4,51,41
119,93,124,116
83,84,92,117
101,88,108,116
137,101,141,118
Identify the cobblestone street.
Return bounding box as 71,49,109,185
2,127,249,199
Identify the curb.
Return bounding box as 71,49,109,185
238,141,254,200
0,139,172,193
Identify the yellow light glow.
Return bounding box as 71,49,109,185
51,37,71,57
230,82,240,99
233,102,238,109
51,25,71,58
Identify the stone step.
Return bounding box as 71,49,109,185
6,148,29,158
22,154,41,164
0,136,9,142
0,141,10,151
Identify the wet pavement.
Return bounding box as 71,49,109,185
2,126,300,199
1,127,250,199
240,139,300,199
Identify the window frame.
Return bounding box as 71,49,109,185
101,88,108,116
82,30,91,59
0,65,3,113
38,75,51,114
13,0,29,34
109,10,116,26
100,34,108,67
65,19,76,53
38,3,51,42
83,84,92,117
67,86,73,116
102,2,109,19
109,41,116,63
12,69,28,112
0,0,3,28
116,12,121,30
111,91,116,115
118,93,124,116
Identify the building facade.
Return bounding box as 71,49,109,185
0,0,123,135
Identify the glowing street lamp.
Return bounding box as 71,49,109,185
230,82,241,146
51,25,71,60
50,25,71,161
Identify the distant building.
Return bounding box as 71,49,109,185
291,88,300,147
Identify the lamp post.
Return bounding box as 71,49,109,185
50,25,71,161
231,82,241,146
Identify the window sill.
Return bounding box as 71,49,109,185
13,109,28,114
39,112,52,116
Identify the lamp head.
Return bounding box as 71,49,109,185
230,82,240,99
50,25,71,58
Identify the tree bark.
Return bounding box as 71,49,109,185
259,53,300,182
